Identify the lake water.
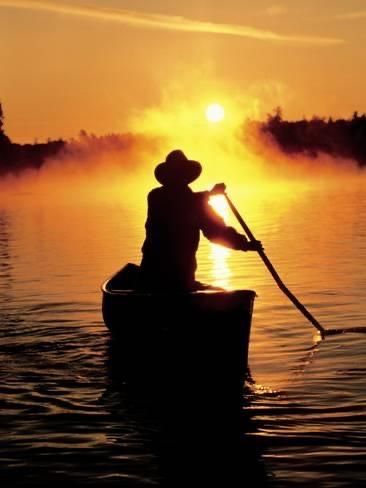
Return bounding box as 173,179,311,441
1,176,366,486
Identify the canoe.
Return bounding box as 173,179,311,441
102,263,256,384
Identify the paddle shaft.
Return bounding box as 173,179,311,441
224,193,325,335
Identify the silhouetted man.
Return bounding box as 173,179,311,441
139,149,262,291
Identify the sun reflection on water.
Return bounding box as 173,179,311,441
209,245,231,289
208,194,232,288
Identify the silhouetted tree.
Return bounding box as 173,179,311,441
0,102,4,134
260,107,366,167
0,102,66,175
0,102,10,145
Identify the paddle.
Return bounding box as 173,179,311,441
210,185,366,337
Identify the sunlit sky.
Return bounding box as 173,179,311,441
1,0,366,142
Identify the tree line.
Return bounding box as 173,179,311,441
1,102,366,175
0,103,140,176
0,103,65,175
259,107,366,167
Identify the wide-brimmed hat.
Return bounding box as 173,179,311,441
154,150,202,185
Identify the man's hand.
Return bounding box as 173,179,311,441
246,239,263,252
210,183,226,195
239,236,263,252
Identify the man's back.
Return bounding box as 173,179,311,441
140,185,203,290
140,185,246,290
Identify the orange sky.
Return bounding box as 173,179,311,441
1,0,366,142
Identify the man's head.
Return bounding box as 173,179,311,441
154,150,202,186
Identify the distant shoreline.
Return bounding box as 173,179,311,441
255,108,366,168
1,104,366,175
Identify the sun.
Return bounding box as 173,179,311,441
206,103,225,123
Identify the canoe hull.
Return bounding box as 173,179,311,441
102,266,256,384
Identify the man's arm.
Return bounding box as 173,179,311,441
197,190,263,251
197,192,250,250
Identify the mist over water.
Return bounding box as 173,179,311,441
1,95,363,210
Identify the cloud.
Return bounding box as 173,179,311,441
0,0,343,45
335,10,366,20
265,5,288,16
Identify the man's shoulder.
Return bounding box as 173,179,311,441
194,190,210,204
194,190,209,198
148,186,163,195
147,187,163,200
147,187,210,204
